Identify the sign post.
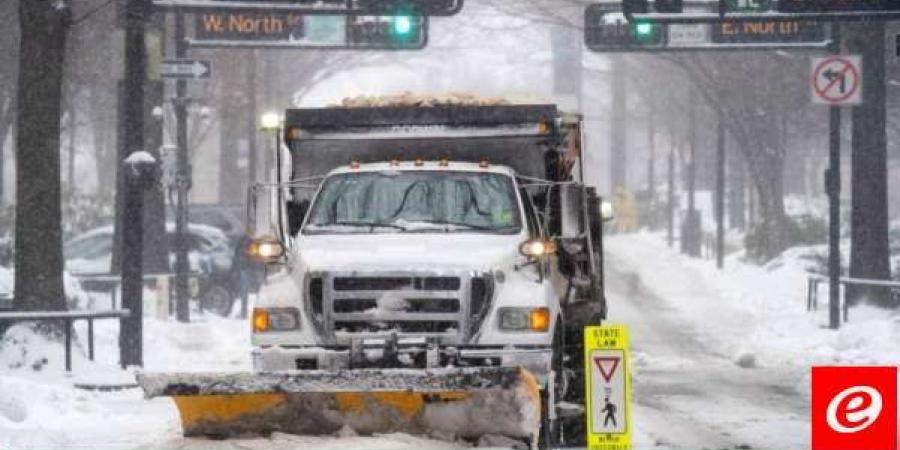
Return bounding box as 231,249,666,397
585,325,632,450
822,26,846,330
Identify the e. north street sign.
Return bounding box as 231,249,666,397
160,59,212,79
712,19,825,43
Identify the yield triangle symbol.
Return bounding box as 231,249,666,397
594,356,620,383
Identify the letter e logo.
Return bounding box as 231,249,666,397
812,367,897,450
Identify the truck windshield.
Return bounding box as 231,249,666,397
304,171,522,234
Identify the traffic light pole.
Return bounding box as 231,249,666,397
174,11,191,323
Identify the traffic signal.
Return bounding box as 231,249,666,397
391,15,414,38
584,4,666,52
622,0,649,15
348,15,427,49
630,20,662,45
654,0,683,12
623,0,682,14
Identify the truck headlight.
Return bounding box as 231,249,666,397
253,307,300,332
498,307,550,332
247,237,285,264
519,238,556,258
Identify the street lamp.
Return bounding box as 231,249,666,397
260,112,281,131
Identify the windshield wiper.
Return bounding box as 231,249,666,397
331,220,407,231
405,219,504,232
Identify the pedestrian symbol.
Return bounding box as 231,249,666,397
602,396,618,428
584,325,632,449
811,55,862,106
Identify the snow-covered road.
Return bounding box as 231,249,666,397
9,232,899,450
607,252,809,449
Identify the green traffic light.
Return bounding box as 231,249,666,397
392,16,413,36
630,20,661,45
634,22,654,36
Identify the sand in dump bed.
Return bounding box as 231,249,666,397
334,92,513,108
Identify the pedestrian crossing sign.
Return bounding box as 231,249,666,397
585,324,632,450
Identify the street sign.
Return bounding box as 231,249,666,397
191,12,427,49
778,0,900,13
811,55,862,106
585,325,632,450
667,23,709,46
160,59,211,79
152,0,463,16
712,20,825,44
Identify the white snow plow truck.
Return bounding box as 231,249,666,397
138,102,611,448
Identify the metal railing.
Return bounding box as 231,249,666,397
807,275,900,323
72,272,199,310
0,309,130,371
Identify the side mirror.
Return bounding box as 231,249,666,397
558,184,586,239
286,200,310,236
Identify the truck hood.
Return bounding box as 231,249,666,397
294,233,526,272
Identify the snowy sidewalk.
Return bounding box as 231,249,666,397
607,232,900,369
607,232,900,449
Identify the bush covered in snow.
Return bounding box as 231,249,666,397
745,214,827,263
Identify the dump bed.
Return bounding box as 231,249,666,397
283,104,566,180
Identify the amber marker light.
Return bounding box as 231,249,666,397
253,309,270,333
530,307,550,332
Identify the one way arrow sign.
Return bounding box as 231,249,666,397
161,59,211,79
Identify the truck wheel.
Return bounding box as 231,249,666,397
202,284,234,317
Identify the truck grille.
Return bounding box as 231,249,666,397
308,271,491,345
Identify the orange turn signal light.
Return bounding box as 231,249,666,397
253,308,270,333
530,308,550,332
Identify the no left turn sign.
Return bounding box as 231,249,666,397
811,55,862,106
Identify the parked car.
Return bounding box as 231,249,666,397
168,203,264,302
63,223,236,316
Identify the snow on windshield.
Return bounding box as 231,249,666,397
304,171,521,234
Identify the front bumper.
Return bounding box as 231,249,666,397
252,344,553,385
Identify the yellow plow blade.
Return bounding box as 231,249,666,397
137,367,541,444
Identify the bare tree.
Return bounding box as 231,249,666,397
14,0,72,313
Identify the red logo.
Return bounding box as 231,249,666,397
812,367,897,450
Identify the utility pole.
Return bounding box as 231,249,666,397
610,56,627,193
715,110,725,269
173,11,191,323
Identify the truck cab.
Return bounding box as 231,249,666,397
252,160,567,383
